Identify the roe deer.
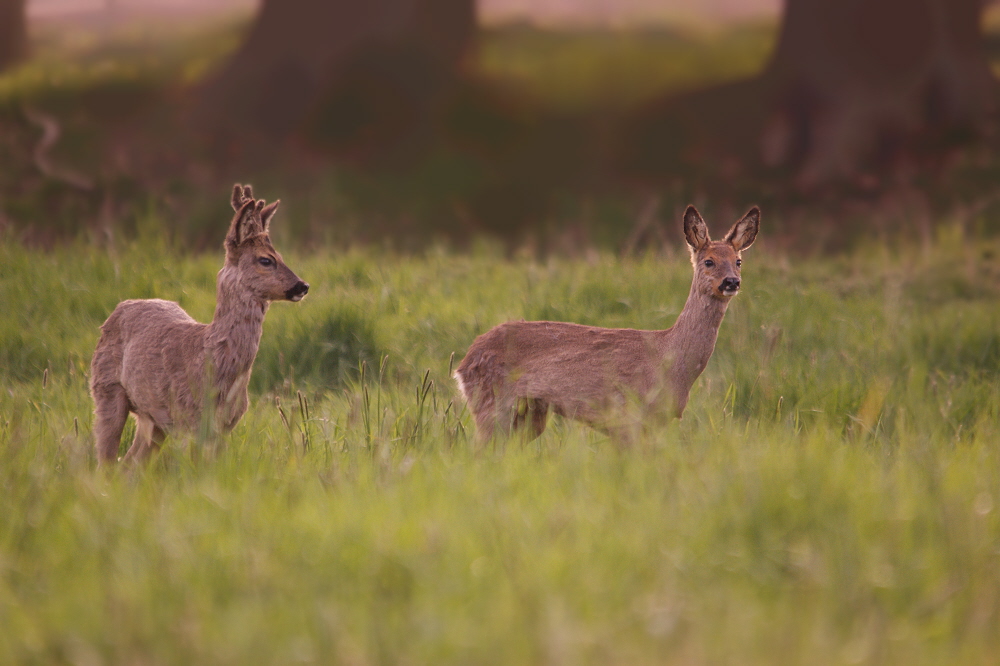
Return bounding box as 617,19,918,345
89,185,309,464
454,205,759,442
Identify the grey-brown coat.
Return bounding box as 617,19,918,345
89,185,309,464
455,205,759,442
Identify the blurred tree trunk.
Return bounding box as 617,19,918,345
0,0,28,72
196,0,475,157
760,0,997,185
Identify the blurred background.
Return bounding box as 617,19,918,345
2,0,999,250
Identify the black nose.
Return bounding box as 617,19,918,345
720,277,740,293
286,281,309,300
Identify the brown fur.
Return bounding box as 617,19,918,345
455,205,759,443
89,185,309,464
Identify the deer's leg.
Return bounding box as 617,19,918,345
472,405,497,445
122,415,162,463
92,383,130,464
470,389,549,445
606,424,637,450
521,399,549,440
505,398,549,442
531,401,550,438
463,385,499,445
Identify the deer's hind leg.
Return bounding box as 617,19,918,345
92,383,130,464
514,398,549,441
122,414,166,463
496,397,549,442
471,402,497,445
468,390,548,444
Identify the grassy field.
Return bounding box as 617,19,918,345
2,214,1000,664
2,13,1000,664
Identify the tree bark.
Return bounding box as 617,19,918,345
0,0,28,72
760,0,998,185
195,0,475,154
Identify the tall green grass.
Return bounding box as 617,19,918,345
2,221,1000,664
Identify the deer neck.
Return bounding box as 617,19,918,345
657,280,731,362
206,265,269,386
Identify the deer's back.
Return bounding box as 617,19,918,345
458,320,666,404
95,299,201,352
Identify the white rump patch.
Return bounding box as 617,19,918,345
453,370,469,402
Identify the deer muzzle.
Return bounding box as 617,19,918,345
286,281,309,302
719,277,740,295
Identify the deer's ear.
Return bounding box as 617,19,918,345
683,206,710,251
260,200,280,231
725,207,759,252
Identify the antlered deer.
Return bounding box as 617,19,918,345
89,185,309,464
455,205,759,442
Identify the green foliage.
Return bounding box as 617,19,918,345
0,16,784,248
477,23,777,111
3,228,1000,664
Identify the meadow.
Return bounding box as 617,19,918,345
3,10,1000,665
2,216,1000,665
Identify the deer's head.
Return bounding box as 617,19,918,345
224,184,309,303
684,206,759,300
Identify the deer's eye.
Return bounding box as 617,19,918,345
736,259,742,267
704,259,715,268
258,256,274,268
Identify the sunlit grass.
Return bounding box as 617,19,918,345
474,22,778,111
0,12,249,102
2,218,1000,663
0,13,777,111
